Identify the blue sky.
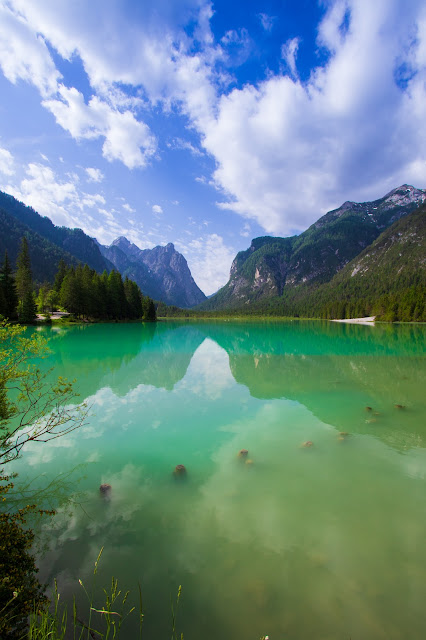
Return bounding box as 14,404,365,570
0,0,425,295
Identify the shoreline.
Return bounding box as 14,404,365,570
331,316,376,325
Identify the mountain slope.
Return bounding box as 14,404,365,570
243,207,426,321
200,184,426,311
100,237,206,307
0,208,79,283
0,191,112,273
330,207,426,288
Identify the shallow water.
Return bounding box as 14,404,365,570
13,320,426,639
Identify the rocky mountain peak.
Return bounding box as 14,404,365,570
101,236,206,308
200,183,425,312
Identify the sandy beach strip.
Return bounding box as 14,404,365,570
331,316,376,324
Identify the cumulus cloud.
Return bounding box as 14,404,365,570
1,0,426,237
152,204,163,214
85,167,104,183
203,0,426,234
44,87,157,169
177,233,236,295
0,147,14,176
2,161,119,240
4,162,79,227
0,2,61,97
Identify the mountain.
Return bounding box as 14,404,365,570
329,207,426,288
100,237,206,308
0,207,80,284
0,191,112,276
0,190,205,307
200,185,426,311
307,206,426,320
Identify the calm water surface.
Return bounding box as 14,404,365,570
14,321,426,639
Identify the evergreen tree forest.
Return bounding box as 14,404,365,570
0,241,157,323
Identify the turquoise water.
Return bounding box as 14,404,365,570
13,321,426,639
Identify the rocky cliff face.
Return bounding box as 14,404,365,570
100,237,206,307
200,184,426,311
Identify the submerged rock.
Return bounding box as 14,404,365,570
301,441,313,448
173,464,187,479
99,483,112,497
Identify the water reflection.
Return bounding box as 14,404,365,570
33,321,426,452
12,320,426,639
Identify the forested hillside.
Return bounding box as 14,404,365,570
0,208,78,283
162,205,425,322
0,191,112,276
197,186,425,321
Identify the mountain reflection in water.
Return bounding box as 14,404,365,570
16,320,426,640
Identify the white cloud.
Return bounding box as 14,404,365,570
177,233,236,295
258,13,275,32
202,0,426,234
3,161,118,241
80,193,106,208
152,204,163,214
0,2,61,97
1,0,426,238
4,162,79,227
240,222,251,238
0,147,14,176
44,87,157,169
281,37,300,78
85,167,104,183
167,137,204,156
123,202,136,213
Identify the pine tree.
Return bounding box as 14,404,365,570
53,259,68,292
142,296,157,322
0,251,18,319
15,238,36,322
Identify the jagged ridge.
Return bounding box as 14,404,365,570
100,237,206,308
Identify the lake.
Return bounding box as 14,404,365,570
13,320,426,639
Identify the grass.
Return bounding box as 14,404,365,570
27,548,144,640
25,549,270,639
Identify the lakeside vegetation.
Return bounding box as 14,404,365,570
0,239,157,324
156,279,425,323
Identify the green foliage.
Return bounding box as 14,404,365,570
0,251,18,320
0,476,49,640
195,205,426,322
0,209,78,287
0,190,108,276
15,237,36,323
57,262,156,321
0,321,88,465
28,549,143,640
0,321,90,638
